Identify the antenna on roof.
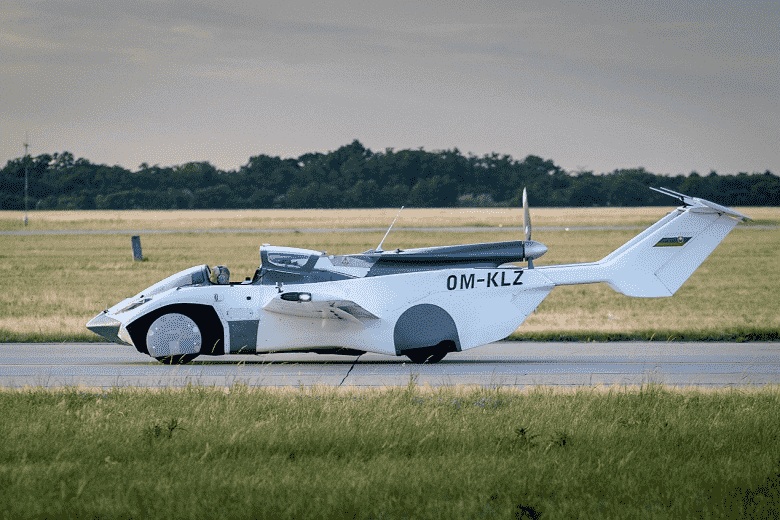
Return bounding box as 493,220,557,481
376,206,404,253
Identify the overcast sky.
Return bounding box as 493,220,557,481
2,0,777,175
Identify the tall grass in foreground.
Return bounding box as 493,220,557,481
1,384,779,519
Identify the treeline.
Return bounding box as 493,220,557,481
1,140,778,210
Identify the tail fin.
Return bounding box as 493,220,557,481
538,193,751,297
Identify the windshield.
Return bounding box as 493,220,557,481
137,265,210,297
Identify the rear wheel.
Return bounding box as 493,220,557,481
406,346,448,364
146,313,202,365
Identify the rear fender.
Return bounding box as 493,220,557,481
393,304,461,355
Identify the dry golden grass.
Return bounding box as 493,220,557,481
2,208,514,231
1,206,776,231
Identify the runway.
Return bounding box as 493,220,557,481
1,342,778,389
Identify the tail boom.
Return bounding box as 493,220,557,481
536,198,748,298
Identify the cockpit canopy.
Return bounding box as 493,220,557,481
257,245,357,285
260,246,322,273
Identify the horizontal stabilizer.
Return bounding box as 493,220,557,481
650,187,752,222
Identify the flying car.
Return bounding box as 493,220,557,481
87,187,751,364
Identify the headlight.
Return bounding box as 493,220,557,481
280,292,311,302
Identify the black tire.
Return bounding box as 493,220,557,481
156,354,199,365
406,347,447,364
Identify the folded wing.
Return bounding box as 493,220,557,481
263,294,380,326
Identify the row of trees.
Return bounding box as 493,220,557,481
1,140,778,210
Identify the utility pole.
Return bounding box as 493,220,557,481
23,133,30,226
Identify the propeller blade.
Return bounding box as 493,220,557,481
523,187,535,268
523,187,532,241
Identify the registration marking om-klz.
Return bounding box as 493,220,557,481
446,271,523,290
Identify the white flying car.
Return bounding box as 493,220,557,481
87,188,750,364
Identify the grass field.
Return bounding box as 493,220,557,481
0,208,777,342
1,206,778,231
1,383,779,519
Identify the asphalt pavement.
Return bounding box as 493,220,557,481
1,341,777,389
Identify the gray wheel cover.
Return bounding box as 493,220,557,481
147,313,202,358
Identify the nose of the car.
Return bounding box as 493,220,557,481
87,312,123,344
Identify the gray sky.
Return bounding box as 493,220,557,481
2,0,778,175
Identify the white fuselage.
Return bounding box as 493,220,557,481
117,266,554,356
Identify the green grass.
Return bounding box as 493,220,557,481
1,383,779,519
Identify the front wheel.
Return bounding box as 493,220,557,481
156,354,199,365
146,313,202,364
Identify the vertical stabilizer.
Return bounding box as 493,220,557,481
538,196,750,297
